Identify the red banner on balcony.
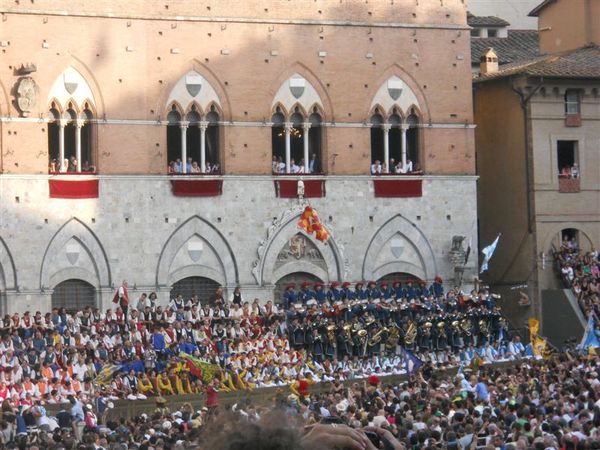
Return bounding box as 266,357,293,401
275,180,325,198
49,179,99,199
373,179,422,198
171,179,223,197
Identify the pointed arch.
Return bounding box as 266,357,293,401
308,102,325,118
365,64,430,123
0,236,17,291
156,215,238,288
253,210,346,286
271,102,289,118
289,102,309,120
185,101,204,117
46,64,100,115
268,62,333,121
40,218,111,290
369,104,388,122
160,60,231,121
362,214,437,283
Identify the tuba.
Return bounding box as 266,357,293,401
437,321,446,339
404,321,418,346
326,324,337,344
369,327,388,346
461,318,472,336
343,324,353,342
479,319,490,337
386,324,400,350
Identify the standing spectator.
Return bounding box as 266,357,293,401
112,280,129,320
68,395,85,442
309,153,318,173
371,160,382,174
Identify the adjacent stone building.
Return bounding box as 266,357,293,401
0,0,478,313
473,0,600,332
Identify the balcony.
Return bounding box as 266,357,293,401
558,176,580,193
274,177,326,198
170,175,223,197
48,173,99,199
373,176,423,198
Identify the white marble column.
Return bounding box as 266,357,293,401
401,124,409,171
284,122,292,173
383,124,391,173
180,121,189,174
58,119,67,172
303,122,311,173
75,119,85,173
199,121,208,173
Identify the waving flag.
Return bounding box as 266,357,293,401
402,348,423,375
298,206,330,243
94,364,121,386
480,234,500,273
578,316,600,355
180,353,221,383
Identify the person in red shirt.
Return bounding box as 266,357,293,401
205,378,219,421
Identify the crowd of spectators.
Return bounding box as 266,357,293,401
3,351,600,450
559,164,580,179
272,153,320,174
168,158,220,175
555,236,599,320
370,159,422,175
49,157,96,174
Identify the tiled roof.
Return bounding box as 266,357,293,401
528,0,557,17
467,12,510,27
471,30,539,65
474,45,600,81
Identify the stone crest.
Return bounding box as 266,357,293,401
63,72,78,95
16,76,39,117
289,76,306,99
65,241,80,265
387,78,403,101
185,74,202,97
390,236,404,258
187,238,204,262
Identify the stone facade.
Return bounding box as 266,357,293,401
0,0,479,312
0,175,478,313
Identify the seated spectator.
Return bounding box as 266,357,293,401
190,161,201,173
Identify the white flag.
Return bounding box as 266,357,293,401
480,234,500,273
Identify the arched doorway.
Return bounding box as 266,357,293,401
170,276,220,303
51,279,96,312
376,272,420,286
274,272,322,305
550,227,593,253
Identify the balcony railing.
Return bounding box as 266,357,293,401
558,176,581,193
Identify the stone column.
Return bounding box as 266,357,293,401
383,124,391,173
199,121,208,173
58,119,67,172
75,119,85,173
303,123,311,173
401,124,409,171
284,122,292,173
180,121,189,174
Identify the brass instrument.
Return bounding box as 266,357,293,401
386,324,400,350
424,322,433,329
364,316,375,327
479,319,490,337
326,324,337,344
461,318,472,336
343,324,353,342
369,327,389,346
452,320,460,330
437,321,446,339
404,321,417,346
357,329,368,337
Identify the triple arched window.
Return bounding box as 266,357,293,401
47,68,96,173
370,107,420,174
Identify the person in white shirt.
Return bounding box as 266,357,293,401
371,160,382,174
290,159,301,174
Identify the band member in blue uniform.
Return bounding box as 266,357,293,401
430,276,445,298
366,281,381,300
355,282,368,300
341,282,355,300
282,283,297,310
298,281,314,304
314,282,327,304
327,282,343,302
381,282,394,300
393,281,404,300
405,280,418,300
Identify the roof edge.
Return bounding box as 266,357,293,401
528,0,557,17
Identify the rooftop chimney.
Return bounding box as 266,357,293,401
480,48,499,75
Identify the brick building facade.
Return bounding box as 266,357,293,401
0,0,478,313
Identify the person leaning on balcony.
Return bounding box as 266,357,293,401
370,160,382,174
190,161,201,173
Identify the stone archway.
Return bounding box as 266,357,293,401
362,214,437,283
40,218,111,291
252,205,347,286
0,237,18,315
156,215,238,289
